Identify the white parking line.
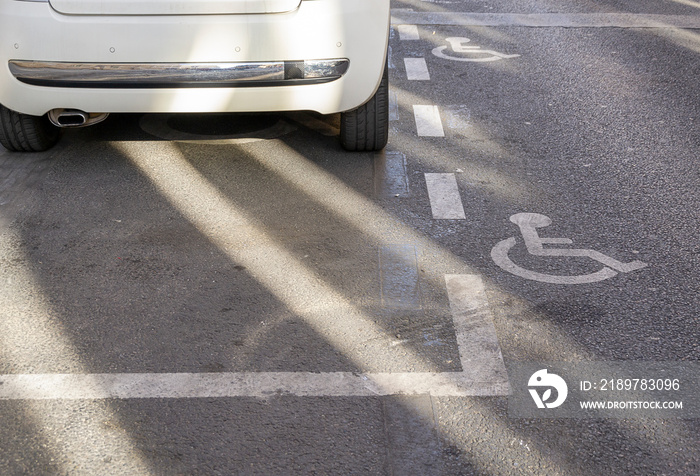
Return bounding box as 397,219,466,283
391,12,700,28
424,173,466,220
0,275,509,398
0,370,508,398
413,105,445,137
404,58,430,80
445,274,509,384
396,24,420,40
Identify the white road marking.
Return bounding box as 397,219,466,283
413,105,445,137
404,57,431,80
0,276,509,399
391,12,700,28
433,37,520,62
491,213,648,284
509,213,647,272
491,238,619,285
445,275,509,384
424,173,466,220
397,24,420,40
0,370,508,399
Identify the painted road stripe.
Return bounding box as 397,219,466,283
424,173,466,220
397,24,420,40
413,105,445,137
404,58,430,81
0,275,509,399
391,12,700,28
0,370,508,399
445,274,509,383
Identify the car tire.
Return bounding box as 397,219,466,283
340,60,389,152
0,104,60,152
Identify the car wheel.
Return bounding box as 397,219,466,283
0,104,60,152
340,60,389,152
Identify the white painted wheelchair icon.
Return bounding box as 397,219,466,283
432,37,520,62
491,213,647,284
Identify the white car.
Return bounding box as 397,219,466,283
0,0,390,152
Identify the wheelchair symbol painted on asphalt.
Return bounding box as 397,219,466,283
432,37,520,62
491,213,647,284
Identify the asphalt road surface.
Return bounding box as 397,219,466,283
1,1,699,474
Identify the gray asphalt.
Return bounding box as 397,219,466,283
1,1,698,474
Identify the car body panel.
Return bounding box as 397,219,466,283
48,0,302,16
0,0,390,116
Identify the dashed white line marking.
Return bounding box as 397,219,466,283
413,105,445,137
404,57,430,80
424,173,466,220
397,24,420,40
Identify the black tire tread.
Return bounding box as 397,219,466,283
0,104,59,152
340,60,389,152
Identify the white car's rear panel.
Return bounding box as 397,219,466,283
48,0,302,15
0,0,390,116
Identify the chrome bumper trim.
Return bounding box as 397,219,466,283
9,59,349,89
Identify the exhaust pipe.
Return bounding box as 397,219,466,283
48,109,109,128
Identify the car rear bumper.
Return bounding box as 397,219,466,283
9,59,350,89
0,0,390,116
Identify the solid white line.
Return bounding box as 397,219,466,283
391,12,700,28
424,173,466,220
404,58,430,81
0,274,510,399
413,105,444,137
445,275,509,383
397,24,420,40
0,371,509,399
